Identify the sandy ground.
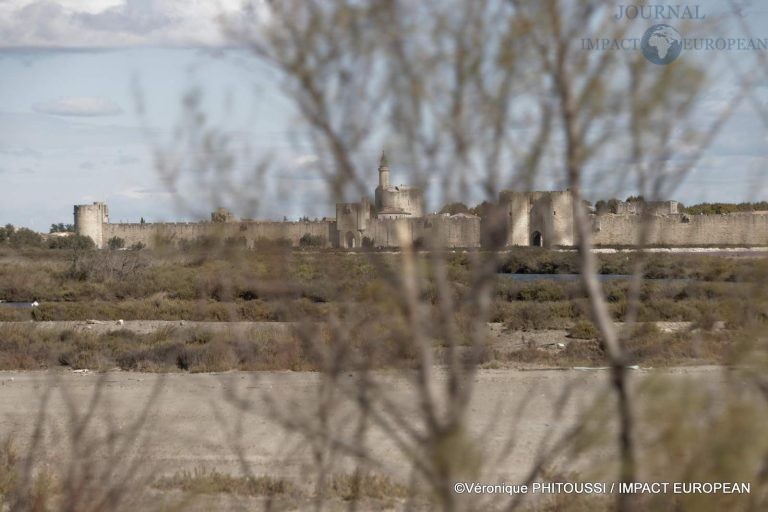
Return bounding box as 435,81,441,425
0,320,734,509
0,365,729,509
485,321,697,351
9,319,297,336
580,247,768,256
6,319,698,348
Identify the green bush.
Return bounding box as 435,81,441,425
49,223,74,233
107,236,126,250
299,233,325,248
503,302,577,330
682,201,768,215
568,320,599,339
48,234,95,250
499,249,578,274
517,281,566,302
604,282,627,303
0,224,12,243
7,227,43,248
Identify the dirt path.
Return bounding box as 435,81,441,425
0,366,724,488
3,319,297,336
4,319,696,347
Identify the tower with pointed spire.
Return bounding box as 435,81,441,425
373,151,423,219
378,151,390,189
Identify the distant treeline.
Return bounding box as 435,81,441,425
681,202,768,215
0,224,94,250
439,198,768,216
439,199,768,217
49,223,74,233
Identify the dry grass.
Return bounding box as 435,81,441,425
327,470,411,501
0,318,427,372
1,248,764,325
1,248,766,372
0,324,312,372
0,438,55,511
568,320,599,339
0,318,756,371
154,468,293,497
498,322,738,367
152,468,413,505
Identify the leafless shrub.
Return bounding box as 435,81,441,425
65,251,149,283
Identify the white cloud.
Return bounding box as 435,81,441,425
32,97,123,116
0,0,254,49
117,186,172,200
293,153,319,166
0,113,145,149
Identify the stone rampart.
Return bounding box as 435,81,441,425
364,214,481,248
101,220,337,248
592,212,768,246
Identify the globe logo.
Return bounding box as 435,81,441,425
641,24,683,65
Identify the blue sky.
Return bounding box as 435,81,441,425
1,1,767,231
0,46,312,228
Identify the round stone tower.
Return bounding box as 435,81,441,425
74,202,109,248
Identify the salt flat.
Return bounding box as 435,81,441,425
0,366,727,487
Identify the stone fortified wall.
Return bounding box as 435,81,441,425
363,214,481,248
76,192,768,250
100,220,337,249
592,212,768,246
615,200,679,216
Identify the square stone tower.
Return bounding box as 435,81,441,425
498,190,574,247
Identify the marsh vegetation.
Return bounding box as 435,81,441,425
1,246,765,371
